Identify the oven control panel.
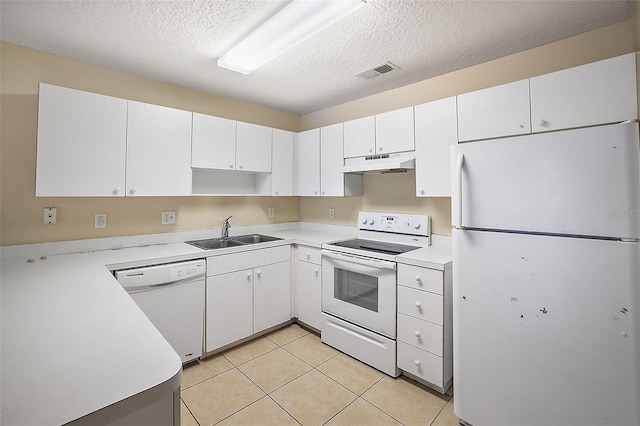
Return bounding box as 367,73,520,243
358,212,431,237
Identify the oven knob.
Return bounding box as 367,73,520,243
413,221,421,230
368,218,374,225
361,217,368,225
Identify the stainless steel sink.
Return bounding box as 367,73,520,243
231,234,282,244
186,234,282,250
186,238,247,250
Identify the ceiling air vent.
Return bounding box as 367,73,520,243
356,62,400,79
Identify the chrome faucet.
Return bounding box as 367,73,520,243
222,216,232,238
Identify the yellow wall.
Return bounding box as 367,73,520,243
298,20,635,235
1,18,636,245
0,42,300,245
634,1,640,50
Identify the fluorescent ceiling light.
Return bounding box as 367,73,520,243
218,0,364,74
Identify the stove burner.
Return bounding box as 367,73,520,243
331,238,420,255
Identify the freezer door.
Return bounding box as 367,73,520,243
451,122,640,239
453,229,640,426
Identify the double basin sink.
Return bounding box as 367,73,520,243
186,234,282,250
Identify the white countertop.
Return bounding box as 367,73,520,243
396,236,453,271
1,224,449,424
0,224,356,425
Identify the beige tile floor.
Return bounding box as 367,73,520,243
181,324,459,426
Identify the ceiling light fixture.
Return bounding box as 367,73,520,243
218,0,365,74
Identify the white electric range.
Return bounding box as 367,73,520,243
321,211,431,376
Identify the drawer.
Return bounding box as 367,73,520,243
207,245,290,276
398,286,443,325
397,313,443,356
397,341,443,387
398,264,443,294
296,245,322,264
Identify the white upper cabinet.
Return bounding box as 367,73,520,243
271,129,294,196
126,101,193,196
192,116,272,173
191,113,236,170
457,79,531,142
295,129,320,196
36,83,127,196
320,123,345,196
236,122,272,173
414,97,458,197
530,53,637,133
375,106,415,154
343,115,375,158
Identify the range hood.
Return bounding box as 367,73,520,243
343,151,416,174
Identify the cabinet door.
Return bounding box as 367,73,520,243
414,97,458,197
295,129,320,196
271,129,294,196
457,79,531,142
254,261,291,333
375,106,415,154
191,113,236,170
236,122,272,172
36,83,127,196
530,53,637,132
205,269,253,352
320,123,345,196
126,101,192,196
295,260,322,330
343,115,375,158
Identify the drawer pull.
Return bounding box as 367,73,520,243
414,360,421,366
415,301,422,308
414,331,421,337
415,275,421,282
306,253,311,259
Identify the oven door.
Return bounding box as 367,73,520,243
321,249,397,339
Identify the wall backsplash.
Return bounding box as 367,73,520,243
299,173,452,235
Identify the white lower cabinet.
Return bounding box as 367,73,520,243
254,261,292,334
205,246,291,353
205,269,253,351
396,262,452,394
295,246,322,331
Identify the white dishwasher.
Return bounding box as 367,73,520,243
115,259,205,364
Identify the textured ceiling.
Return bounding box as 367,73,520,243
0,0,634,115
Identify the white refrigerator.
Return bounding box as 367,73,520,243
451,122,640,426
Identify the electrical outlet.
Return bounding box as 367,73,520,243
267,207,274,218
162,211,176,225
43,207,57,224
95,213,107,229
329,208,335,219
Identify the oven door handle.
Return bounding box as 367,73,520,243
321,250,397,271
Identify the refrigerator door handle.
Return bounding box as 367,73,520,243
453,153,465,229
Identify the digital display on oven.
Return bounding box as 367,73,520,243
383,216,397,226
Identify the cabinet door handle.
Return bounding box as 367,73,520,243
113,187,121,195
314,268,319,276
230,164,234,169
246,272,252,280
128,187,137,195
238,164,243,169
256,270,261,278
538,119,548,127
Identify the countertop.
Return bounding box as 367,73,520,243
0,224,450,424
0,226,354,425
